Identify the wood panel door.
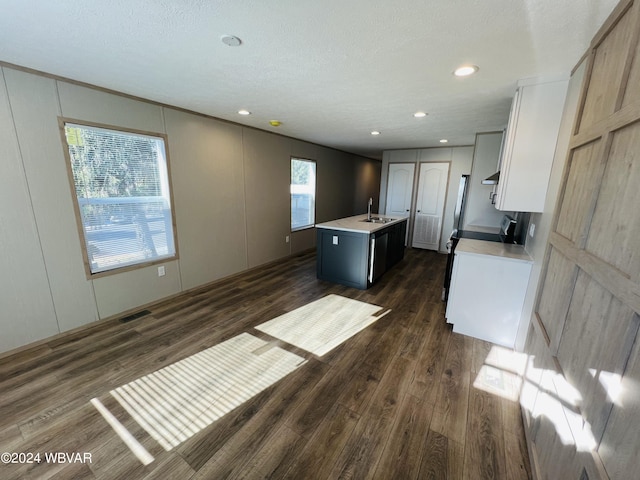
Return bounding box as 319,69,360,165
412,162,449,251
523,1,640,479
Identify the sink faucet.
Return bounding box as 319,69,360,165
368,197,373,220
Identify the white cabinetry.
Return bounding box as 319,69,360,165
446,239,533,349
494,78,568,212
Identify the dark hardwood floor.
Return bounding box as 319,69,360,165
0,248,531,479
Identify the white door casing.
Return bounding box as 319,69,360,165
412,162,449,251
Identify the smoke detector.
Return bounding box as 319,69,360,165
221,35,242,47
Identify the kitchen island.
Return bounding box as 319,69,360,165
316,214,407,289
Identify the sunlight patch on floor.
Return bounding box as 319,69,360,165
109,333,306,451
473,364,522,401
255,294,389,356
473,345,527,401
91,397,155,465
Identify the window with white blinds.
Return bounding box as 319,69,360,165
63,122,177,275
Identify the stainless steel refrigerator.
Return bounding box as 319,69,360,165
452,174,470,233
443,174,469,302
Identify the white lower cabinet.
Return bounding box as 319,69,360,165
446,241,532,349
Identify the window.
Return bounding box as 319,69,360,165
62,121,177,275
291,158,316,230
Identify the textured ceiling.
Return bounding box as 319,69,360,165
0,0,619,159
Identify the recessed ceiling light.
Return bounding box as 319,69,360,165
440,139,448,143
269,120,281,127
454,65,479,77
371,131,381,136
238,109,251,115
414,111,427,118
221,35,242,47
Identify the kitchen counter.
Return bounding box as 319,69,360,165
455,238,533,263
316,214,406,234
446,237,533,349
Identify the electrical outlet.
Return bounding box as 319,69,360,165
285,235,290,243
529,223,536,238
158,266,166,277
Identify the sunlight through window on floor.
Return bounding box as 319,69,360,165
109,333,305,451
92,295,389,462
90,397,155,465
255,294,389,356
473,345,527,401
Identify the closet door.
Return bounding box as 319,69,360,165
411,162,449,251
385,163,415,217
385,163,415,243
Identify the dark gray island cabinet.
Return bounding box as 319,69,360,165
316,214,407,289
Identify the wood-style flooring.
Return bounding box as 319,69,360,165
0,248,531,479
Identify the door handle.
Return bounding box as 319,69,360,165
417,210,421,213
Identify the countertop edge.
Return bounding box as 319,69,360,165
316,214,407,234
455,238,533,263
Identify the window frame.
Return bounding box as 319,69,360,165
290,157,317,232
59,117,179,279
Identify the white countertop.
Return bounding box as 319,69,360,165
316,214,407,234
455,238,533,263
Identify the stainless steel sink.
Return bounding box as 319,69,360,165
361,217,395,224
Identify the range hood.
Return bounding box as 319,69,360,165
482,171,500,185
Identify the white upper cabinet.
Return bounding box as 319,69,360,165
494,78,568,212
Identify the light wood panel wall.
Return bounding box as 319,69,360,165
522,1,640,479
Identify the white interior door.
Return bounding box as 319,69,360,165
385,163,415,243
385,163,415,217
412,162,449,251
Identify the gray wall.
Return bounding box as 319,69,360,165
379,146,474,252
0,65,380,354
463,132,514,230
